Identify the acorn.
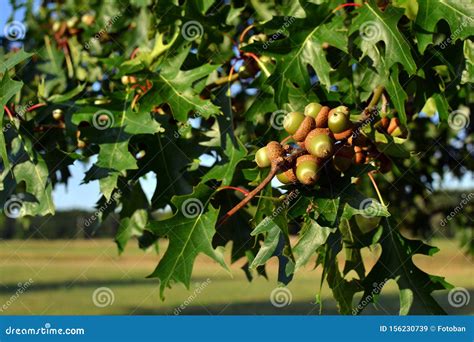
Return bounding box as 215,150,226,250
332,126,354,141
81,14,95,26
296,155,319,185
376,117,390,131
315,106,330,128
387,117,408,138
292,116,315,142
283,111,305,135
304,102,322,118
276,168,297,184
387,118,399,134
266,141,284,164
328,106,351,134
52,109,64,121
255,147,271,168
304,129,334,159
353,146,365,165
121,75,137,85
77,139,87,149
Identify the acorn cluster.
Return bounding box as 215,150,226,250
255,103,406,186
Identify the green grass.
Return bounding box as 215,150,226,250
0,238,472,315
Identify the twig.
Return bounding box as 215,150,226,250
218,149,306,225
218,167,277,225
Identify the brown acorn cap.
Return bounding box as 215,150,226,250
332,125,354,141
284,168,297,183
266,141,284,162
297,141,306,150
296,154,318,167
387,117,400,135
296,155,319,185
379,117,390,131
315,106,330,128
292,116,315,142
304,128,332,145
354,146,365,164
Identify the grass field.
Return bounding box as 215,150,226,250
0,238,472,315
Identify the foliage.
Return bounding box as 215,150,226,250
0,0,472,314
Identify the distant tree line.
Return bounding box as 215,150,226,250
1,190,472,254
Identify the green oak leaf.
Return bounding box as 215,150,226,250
146,184,228,299
0,49,33,73
385,65,409,124
244,5,347,99
97,141,138,172
116,182,149,253
415,0,474,53
293,219,335,271
0,74,23,171
350,1,417,75
200,135,247,186
139,48,221,122
356,217,451,314
13,158,55,216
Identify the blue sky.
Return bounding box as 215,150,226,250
1,2,472,210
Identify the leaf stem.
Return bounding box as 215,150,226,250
216,186,249,196
26,103,47,112
368,171,385,207
367,86,384,110
3,105,14,120
239,24,255,43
